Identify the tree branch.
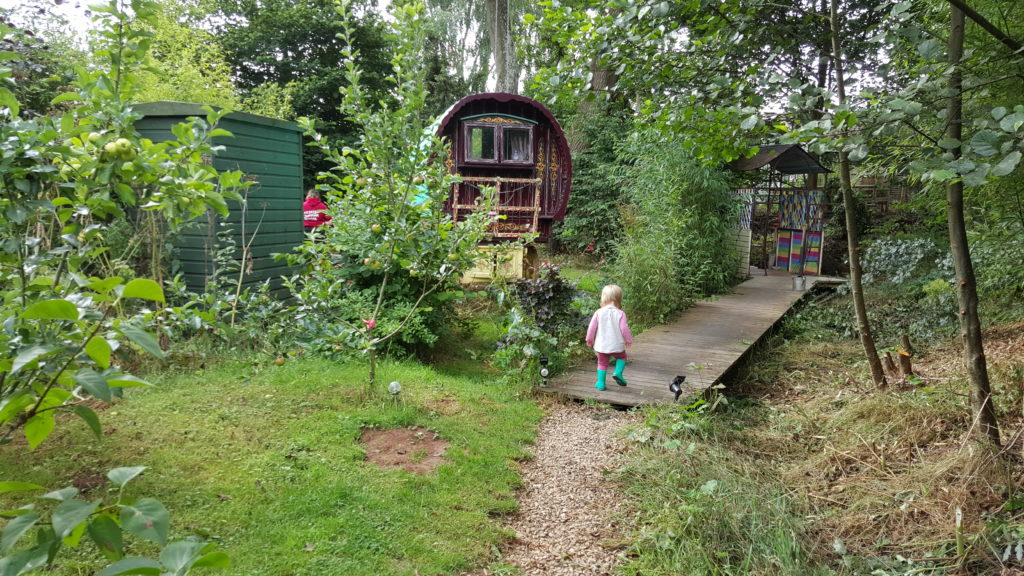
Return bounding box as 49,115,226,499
946,0,1023,55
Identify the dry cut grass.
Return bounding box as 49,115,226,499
736,321,1024,573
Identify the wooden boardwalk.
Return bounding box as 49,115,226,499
545,271,839,406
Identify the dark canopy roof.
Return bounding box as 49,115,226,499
729,144,829,174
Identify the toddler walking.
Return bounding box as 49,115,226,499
585,285,633,391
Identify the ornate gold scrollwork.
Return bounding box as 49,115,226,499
478,116,526,125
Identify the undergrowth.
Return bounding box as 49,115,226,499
616,295,1024,575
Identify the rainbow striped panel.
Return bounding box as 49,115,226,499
802,231,821,275
776,229,791,268
788,230,804,272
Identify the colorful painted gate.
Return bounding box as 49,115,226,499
775,189,825,275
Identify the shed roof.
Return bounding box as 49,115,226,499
729,144,829,174
132,101,302,132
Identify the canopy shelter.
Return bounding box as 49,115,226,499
729,145,830,277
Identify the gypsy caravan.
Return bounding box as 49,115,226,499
434,93,573,280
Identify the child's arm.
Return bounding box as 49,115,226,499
585,312,598,347
619,311,633,347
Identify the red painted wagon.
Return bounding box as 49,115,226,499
435,93,573,257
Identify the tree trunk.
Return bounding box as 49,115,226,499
898,334,914,377
946,6,1001,446
486,0,517,93
829,0,887,388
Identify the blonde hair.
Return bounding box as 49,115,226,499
305,189,320,200
600,284,623,308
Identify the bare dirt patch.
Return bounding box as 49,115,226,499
360,427,449,475
72,469,108,495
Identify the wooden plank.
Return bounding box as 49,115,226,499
544,272,831,407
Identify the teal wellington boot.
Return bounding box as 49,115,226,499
594,369,607,391
613,359,628,386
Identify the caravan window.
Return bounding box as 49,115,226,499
462,121,533,166
468,125,496,161
504,128,532,163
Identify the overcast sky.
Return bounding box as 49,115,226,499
0,0,93,44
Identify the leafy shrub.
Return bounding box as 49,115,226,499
557,101,629,256
491,264,588,382
281,2,497,390
861,236,951,286
1,467,227,575
511,263,587,336
609,130,740,327
970,227,1024,322
0,2,240,572
609,218,690,328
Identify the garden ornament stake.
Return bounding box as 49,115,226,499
539,356,549,387
669,375,686,401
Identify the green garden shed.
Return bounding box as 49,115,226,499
133,102,304,296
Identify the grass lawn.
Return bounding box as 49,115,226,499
0,356,541,575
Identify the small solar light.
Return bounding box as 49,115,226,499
539,357,550,386
388,381,402,395
669,375,686,402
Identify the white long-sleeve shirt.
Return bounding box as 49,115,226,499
586,305,633,354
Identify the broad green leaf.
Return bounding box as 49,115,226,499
916,38,941,60
0,482,44,493
121,279,165,303
94,557,162,576
50,91,81,105
85,337,112,368
160,540,207,574
64,516,89,547
107,467,146,489
24,412,56,450
999,112,1024,133
0,545,49,576
88,514,124,561
848,143,868,162
72,405,102,439
0,87,20,117
938,137,961,150
52,498,100,539
121,498,169,545
970,130,1000,157
21,299,79,321
991,151,1022,177
991,106,1007,120
106,373,153,388
740,115,758,130
87,277,125,294
928,169,957,181
41,487,78,501
11,344,57,374
963,165,991,187
38,386,71,411
0,511,39,552
0,393,35,424
118,325,166,359
74,368,112,402
192,550,230,569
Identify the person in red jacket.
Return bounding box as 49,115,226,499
302,189,331,234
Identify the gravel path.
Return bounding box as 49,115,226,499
465,399,640,576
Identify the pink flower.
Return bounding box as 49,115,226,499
363,318,376,329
